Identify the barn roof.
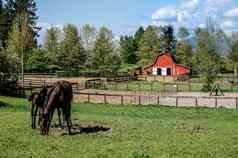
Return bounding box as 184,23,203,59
144,52,177,69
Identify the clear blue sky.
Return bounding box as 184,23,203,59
37,0,238,40
37,0,180,35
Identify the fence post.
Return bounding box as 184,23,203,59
176,84,179,92
215,97,218,108
163,82,165,92
236,97,238,109
195,97,198,107
176,97,178,107
139,96,141,105
126,84,129,91
157,96,160,105
87,93,90,103
121,95,123,105
104,94,107,104
151,82,153,91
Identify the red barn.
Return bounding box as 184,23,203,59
143,52,190,80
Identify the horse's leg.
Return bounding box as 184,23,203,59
34,106,38,128
46,109,55,135
57,107,63,129
31,104,35,129
64,103,72,135
31,104,38,129
38,108,43,127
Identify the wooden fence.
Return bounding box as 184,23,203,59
87,80,238,93
18,79,85,93
74,92,238,109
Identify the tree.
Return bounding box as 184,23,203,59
137,25,160,65
81,24,96,68
93,27,115,72
26,48,49,72
120,35,137,64
0,0,10,48
193,28,221,90
176,27,193,67
160,25,176,55
228,33,238,77
134,26,144,47
7,12,34,86
178,27,189,40
4,0,39,45
7,12,33,59
57,24,85,69
44,27,61,64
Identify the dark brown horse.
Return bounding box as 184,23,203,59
41,80,73,135
28,92,44,129
28,87,63,129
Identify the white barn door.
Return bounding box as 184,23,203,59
152,68,157,75
162,68,167,76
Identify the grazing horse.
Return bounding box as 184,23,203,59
28,87,63,129
41,80,73,135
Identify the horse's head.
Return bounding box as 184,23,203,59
40,86,55,135
41,109,50,135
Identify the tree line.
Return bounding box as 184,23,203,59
0,0,238,90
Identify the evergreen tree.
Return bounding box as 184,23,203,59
4,0,39,45
44,27,61,64
134,26,144,47
81,24,97,68
93,27,115,72
57,24,85,69
7,12,33,65
176,27,193,67
120,35,137,64
0,0,9,48
137,25,160,65
160,25,176,55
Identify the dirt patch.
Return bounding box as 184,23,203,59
50,123,111,136
176,124,208,134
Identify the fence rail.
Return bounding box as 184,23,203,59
74,92,238,109
18,79,85,93
87,80,238,93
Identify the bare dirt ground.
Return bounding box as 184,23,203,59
74,89,238,109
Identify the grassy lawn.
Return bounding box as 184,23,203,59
97,80,238,93
1,96,238,157
98,81,199,92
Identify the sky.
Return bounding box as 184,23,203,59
37,0,238,42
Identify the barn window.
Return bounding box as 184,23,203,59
157,68,161,75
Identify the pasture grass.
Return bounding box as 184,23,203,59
1,96,238,157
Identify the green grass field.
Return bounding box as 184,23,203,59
1,96,238,158
97,80,238,93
